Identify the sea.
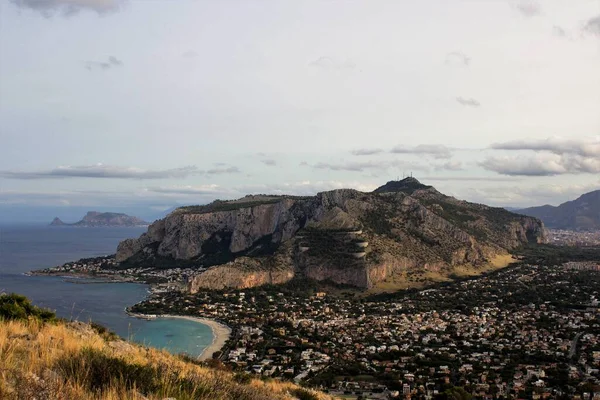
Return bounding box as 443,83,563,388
0,224,213,357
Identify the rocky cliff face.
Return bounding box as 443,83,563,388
117,179,548,291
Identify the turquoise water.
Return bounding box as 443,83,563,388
0,225,213,357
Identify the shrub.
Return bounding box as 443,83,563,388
291,388,320,400
0,293,56,322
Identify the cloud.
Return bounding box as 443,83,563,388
205,166,241,175
434,161,463,171
85,56,123,71
0,164,240,180
552,25,567,38
11,0,124,16
312,160,429,173
146,184,232,196
420,176,521,182
350,148,383,156
480,153,600,176
515,0,542,17
462,181,600,207
390,144,453,159
261,159,277,167
456,97,481,107
182,51,198,58
309,57,356,70
445,52,470,66
584,15,600,36
490,137,600,157
237,180,378,196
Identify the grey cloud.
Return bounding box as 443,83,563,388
552,26,567,38
391,144,453,159
421,176,521,182
584,15,600,36
11,0,124,16
85,56,123,71
206,166,241,175
312,160,428,173
261,159,277,167
182,51,198,58
0,164,201,180
490,138,600,157
351,148,383,156
434,161,463,171
309,57,356,70
456,97,481,107
515,0,541,17
463,182,600,208
480,153,600,176
236,181,378,196
445,52,470,66
146,185,232,196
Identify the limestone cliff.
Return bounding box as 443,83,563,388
116,179,548,291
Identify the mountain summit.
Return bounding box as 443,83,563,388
518,189,600,230
116,181,547,291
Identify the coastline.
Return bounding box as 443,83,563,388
129,313,231,360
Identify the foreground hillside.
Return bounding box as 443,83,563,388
518,189,600,230
116,178,547,291
0,294,331,400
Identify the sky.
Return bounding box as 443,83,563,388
1,0,599,223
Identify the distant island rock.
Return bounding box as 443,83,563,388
50,211,148,227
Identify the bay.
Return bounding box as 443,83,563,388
0,225,212,357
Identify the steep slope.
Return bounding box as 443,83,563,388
116,179,547,290
0,294,331,400
518,190,600,230
51,211,148,227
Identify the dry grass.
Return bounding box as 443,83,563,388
0,318,333,400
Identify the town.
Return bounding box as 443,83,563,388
33,250,600,399
129,260,600,400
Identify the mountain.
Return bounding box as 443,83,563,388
518,190,600,230
116,179,547,291
50,211,148,227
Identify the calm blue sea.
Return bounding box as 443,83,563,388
0,225,213,357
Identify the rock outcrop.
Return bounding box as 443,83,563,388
116,179,548,291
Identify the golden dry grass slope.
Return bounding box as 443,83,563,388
0,317,333,400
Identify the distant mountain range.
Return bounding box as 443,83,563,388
50,211,148,227
517,190,600,230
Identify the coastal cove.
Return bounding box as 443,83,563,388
0,225,218,358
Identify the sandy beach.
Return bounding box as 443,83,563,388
159,314,231,360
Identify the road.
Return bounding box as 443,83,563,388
569,332,584,359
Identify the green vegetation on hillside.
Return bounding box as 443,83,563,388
0,295,332,400
0,293,57,322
